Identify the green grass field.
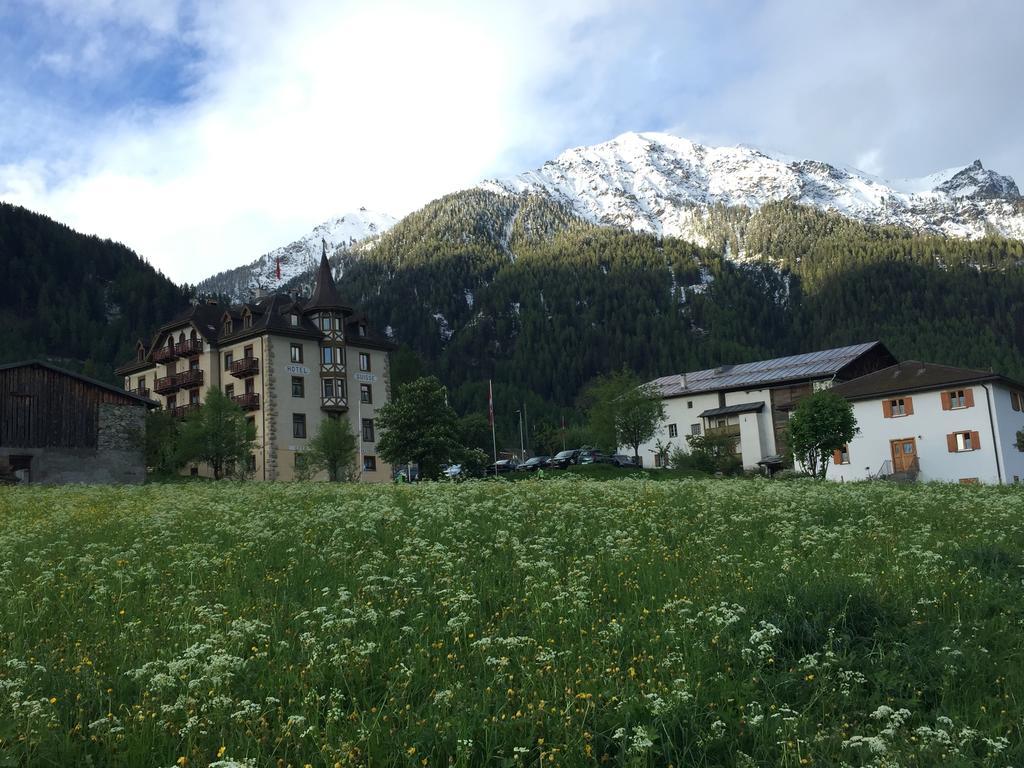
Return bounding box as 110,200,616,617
0,478,1021,767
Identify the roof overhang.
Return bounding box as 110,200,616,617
699,402,765,418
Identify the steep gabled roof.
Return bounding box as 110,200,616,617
831,360,1022,401
649,341,892,397
0,360,158,407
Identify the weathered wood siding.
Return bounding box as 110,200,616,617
0,365,142,448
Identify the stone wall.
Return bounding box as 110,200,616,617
0,403,148,484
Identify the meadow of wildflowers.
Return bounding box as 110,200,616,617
0,478,1021,767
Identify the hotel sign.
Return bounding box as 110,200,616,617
355,372,377,383
286,364,310,375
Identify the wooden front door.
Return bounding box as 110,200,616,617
890,438,917,472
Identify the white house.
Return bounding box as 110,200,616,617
827,361,1024,484
629,341,898,469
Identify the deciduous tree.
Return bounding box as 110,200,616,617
177,389,255,480
787,389,857,479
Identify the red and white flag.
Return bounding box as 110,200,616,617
275,256,281,281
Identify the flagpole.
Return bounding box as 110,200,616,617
489,379,498,477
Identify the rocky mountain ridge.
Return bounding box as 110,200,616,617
480,131,1024,246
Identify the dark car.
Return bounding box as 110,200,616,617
578,449,610,465
610,454,639,468
519,456,550,471
490,459,518,474
549,449,580,468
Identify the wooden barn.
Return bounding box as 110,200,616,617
0,361,156,484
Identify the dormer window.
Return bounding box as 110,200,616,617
243,309,253,329
290,313,299,327
223,315,233,335
136,345,145,362
358,323,367,337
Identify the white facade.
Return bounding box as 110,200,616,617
829,382,1024,485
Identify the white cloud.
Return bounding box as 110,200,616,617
2,0,618,283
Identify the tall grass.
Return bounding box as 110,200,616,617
0,478,1021,766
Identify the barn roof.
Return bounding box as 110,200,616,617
648,342,890,398
0,361,159,407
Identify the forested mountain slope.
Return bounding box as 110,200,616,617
0,203,190,380
322,190,1024,438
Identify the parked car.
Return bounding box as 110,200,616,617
578,449,611,465
519,456,550,471
610,454,639,468
549,449,580,468
490,459,518,474
442,463,463,480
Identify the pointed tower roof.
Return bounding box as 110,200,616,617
305,238,350,312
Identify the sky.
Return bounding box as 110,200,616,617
1,0,1022,283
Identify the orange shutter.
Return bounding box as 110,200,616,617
964,389,975,408
940,392,951,411
904,396,914,415
947,433,957,452
883,400,892,418
971,430,981,450
833,449,843,465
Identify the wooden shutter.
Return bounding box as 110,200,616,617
971,430,981,450
833,449,843,465
947,433,957,453
940,392,951,411
883,400,893,418
904,396,914,415
964,389,975,408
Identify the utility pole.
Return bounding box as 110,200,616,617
523,402,529,458
515,409,525,463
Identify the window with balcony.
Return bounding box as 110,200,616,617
292,377,304,398
293,413,306,439
224,352,233,371
244,378,255,395
225,383,235,398
167,394,177,409
362,418,375,442
189,389,200,405
137,376,146,391
290,343,303,363
360,383,372,404
243,345,254,359
359,352,370,372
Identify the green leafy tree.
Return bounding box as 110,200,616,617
684,432,742,475
582,370,666,460
376,376,463,479
787,389,858,479
177,389,256,480
299,415,358,481
144,408,183,477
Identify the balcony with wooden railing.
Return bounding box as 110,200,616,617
229,357,260,378
152,345,176,364
153,375,179,395
172,403,201,420
705,424,741,439
175,369,204,389
232,392,260,411
131,386,150,398
175,338,204,358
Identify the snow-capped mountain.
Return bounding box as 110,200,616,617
197,208,397,299
480,131,1024,244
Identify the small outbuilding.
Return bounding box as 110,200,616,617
0,361,156,484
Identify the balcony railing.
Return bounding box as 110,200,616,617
232,392,260,411
131,387,150,398
172,403,201,420
230,357,260,378
175,338,204,357
153,375,179,395
175,369,204,389
152,346,176,364
705,424,741,439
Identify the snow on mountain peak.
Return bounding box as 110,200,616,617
197,208,398,300
481,132,1023,243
